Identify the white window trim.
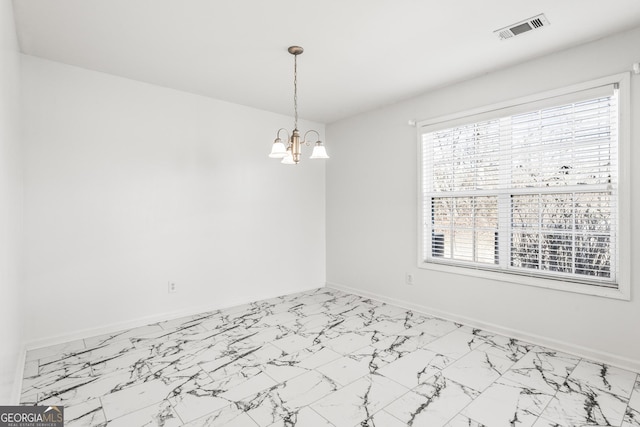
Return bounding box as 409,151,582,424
416,73,631,300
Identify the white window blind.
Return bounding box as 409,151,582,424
421,84,619,288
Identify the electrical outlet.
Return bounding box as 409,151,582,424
405,273,414,286
168,282,177,293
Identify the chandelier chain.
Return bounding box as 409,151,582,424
293,53,298,130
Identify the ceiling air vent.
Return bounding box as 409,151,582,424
494,14,550,40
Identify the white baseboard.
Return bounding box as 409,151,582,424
11,344,27,404
23,285,323,352
20,284,322,356
326,281,640,374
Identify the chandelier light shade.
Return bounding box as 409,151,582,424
269,46,329,165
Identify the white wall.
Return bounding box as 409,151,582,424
327,26,640,370
21,56,326,344
0,1,24,404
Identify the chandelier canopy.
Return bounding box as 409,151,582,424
269,46,329,164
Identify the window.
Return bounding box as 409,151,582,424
418,75,630,298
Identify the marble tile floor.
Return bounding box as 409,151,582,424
20,287,640,427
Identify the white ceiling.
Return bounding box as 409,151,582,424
12,0,640,124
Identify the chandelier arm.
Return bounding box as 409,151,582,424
302,129,321,145
276,128,291,143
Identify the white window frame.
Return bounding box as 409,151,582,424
417,73,631,300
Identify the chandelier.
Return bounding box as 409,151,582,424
269,46,329,164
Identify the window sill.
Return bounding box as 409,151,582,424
417,260,630,301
